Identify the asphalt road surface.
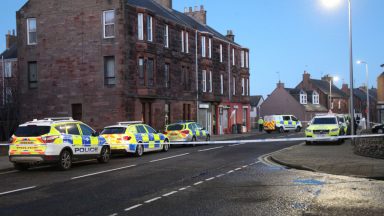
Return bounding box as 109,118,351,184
0,132,383,216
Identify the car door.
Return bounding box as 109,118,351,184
195,123,204,140
145,125,161,150
136,125,149,151
66,123,83,156
283,116,293,129
79,123,100,155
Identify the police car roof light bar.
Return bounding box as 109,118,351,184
118,121,143,125
43,117,74,121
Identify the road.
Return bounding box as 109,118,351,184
0,132,384,216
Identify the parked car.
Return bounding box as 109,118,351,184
9,117,110,171
372,124,384,134
165,121,210,145
263,115,302,133
305,115,344,145
101,121,169,157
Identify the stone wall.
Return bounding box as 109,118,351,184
354,130,384,159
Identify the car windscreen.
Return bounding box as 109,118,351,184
338,117,345,123
313,118,337,125
167,124,184,131
101,127,126,135
14,125,51,137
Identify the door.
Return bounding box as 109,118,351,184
136,125,149,151
66,123,83,156
145,125,160,150
222,109,228,134
282,116,293,129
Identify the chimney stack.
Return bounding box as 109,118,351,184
6,29,17,49
277,81,285,89
342,83,350,95
303,71,311,87
154,0,172,9
226,30,235,42
184,5,207,25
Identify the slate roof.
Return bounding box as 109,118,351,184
250,95,263,107
127,0,241,46
354,88,378,102
0,44,17,59
310,79,348,98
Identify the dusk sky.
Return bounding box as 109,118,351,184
1,0,383,97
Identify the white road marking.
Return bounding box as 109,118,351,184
242,165,248,168
227,170,234,174
71,164,137,180
144,197,162,203
179,186,191,191
124,204,142,211
216,174,225,178
229,143,241,147
198,146,224,152
163,191,178,197
150,153,190,163
109,213,118,216
205,177,215,181
235,167,242,171
0,170,18,175
194,181,203,186
0,186,37,196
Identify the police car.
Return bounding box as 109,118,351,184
165,121,210,145
263,115,302,133
101,122,170,157
9,117,110,171
305,115,344,144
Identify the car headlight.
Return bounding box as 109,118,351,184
331,128,339,132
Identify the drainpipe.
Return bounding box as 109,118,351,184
227,43,231,102
195,30,199,123
2,55,4,106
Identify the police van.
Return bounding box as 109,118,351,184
9,117,110,171
263,115,302,133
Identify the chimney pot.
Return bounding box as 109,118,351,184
200,5,204,11
194,6,198,12
154,0,172,9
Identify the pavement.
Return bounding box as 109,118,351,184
270,141,384,179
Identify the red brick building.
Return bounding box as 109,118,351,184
16,0,250,134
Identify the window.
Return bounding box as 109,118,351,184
338,100,341,109
5,87,12,104
241,50,245,68
283,116,291,121
241,78,245,95
139,58,145,85
186,32,189,53
67,124,80,135
136,125,147,134
5,61,12,78
147,15,153,42
209,71,212,93
300,91,307,104
103,10,115,38
233,76,236,95
246,52,249,68
147,59,154,87
246,78,249,96
331,101,334,110
72,104,83,121
232,48,235,66
27,18,37,45
145,125,157,134
104,56,116,85
165,103,171,125
28,61,38,89
183,66,190,91
138,13,144,40
80,124,95,136
220,74,224,95
313,91,320,104
201,36,206,57
202,70,207,92
164,25,169,48
165,64,170,88
219,44,223,63
208,38,212,58
181,31,185,52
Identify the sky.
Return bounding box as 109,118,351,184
1,0,384,98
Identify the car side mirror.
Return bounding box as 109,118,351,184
92,131,100,137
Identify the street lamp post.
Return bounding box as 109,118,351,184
357,60,370,128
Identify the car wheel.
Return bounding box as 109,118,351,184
162,140,170,152
295,127,302,132
305,141,311,145
378,129,384,134
279,127,284,133
58,149,72,171
13,163,30,171
97,146,110,163
135,144,144,157
191,136,197,147
206,135,210,142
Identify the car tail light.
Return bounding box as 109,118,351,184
163,131,168,135
42,135,60,144
123,136,132,141
181,130,190,135
9,136,15,144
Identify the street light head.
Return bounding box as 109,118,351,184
357,60,366,65
321,0,342,8
333,76,340,82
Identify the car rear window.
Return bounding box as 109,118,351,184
167,124,184,131
313,118,337,125
14,125,51,137
101,127,126,135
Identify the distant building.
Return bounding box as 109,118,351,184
250,95,264,128
0,30,18,140
377,68,384,123
16,0,251,134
